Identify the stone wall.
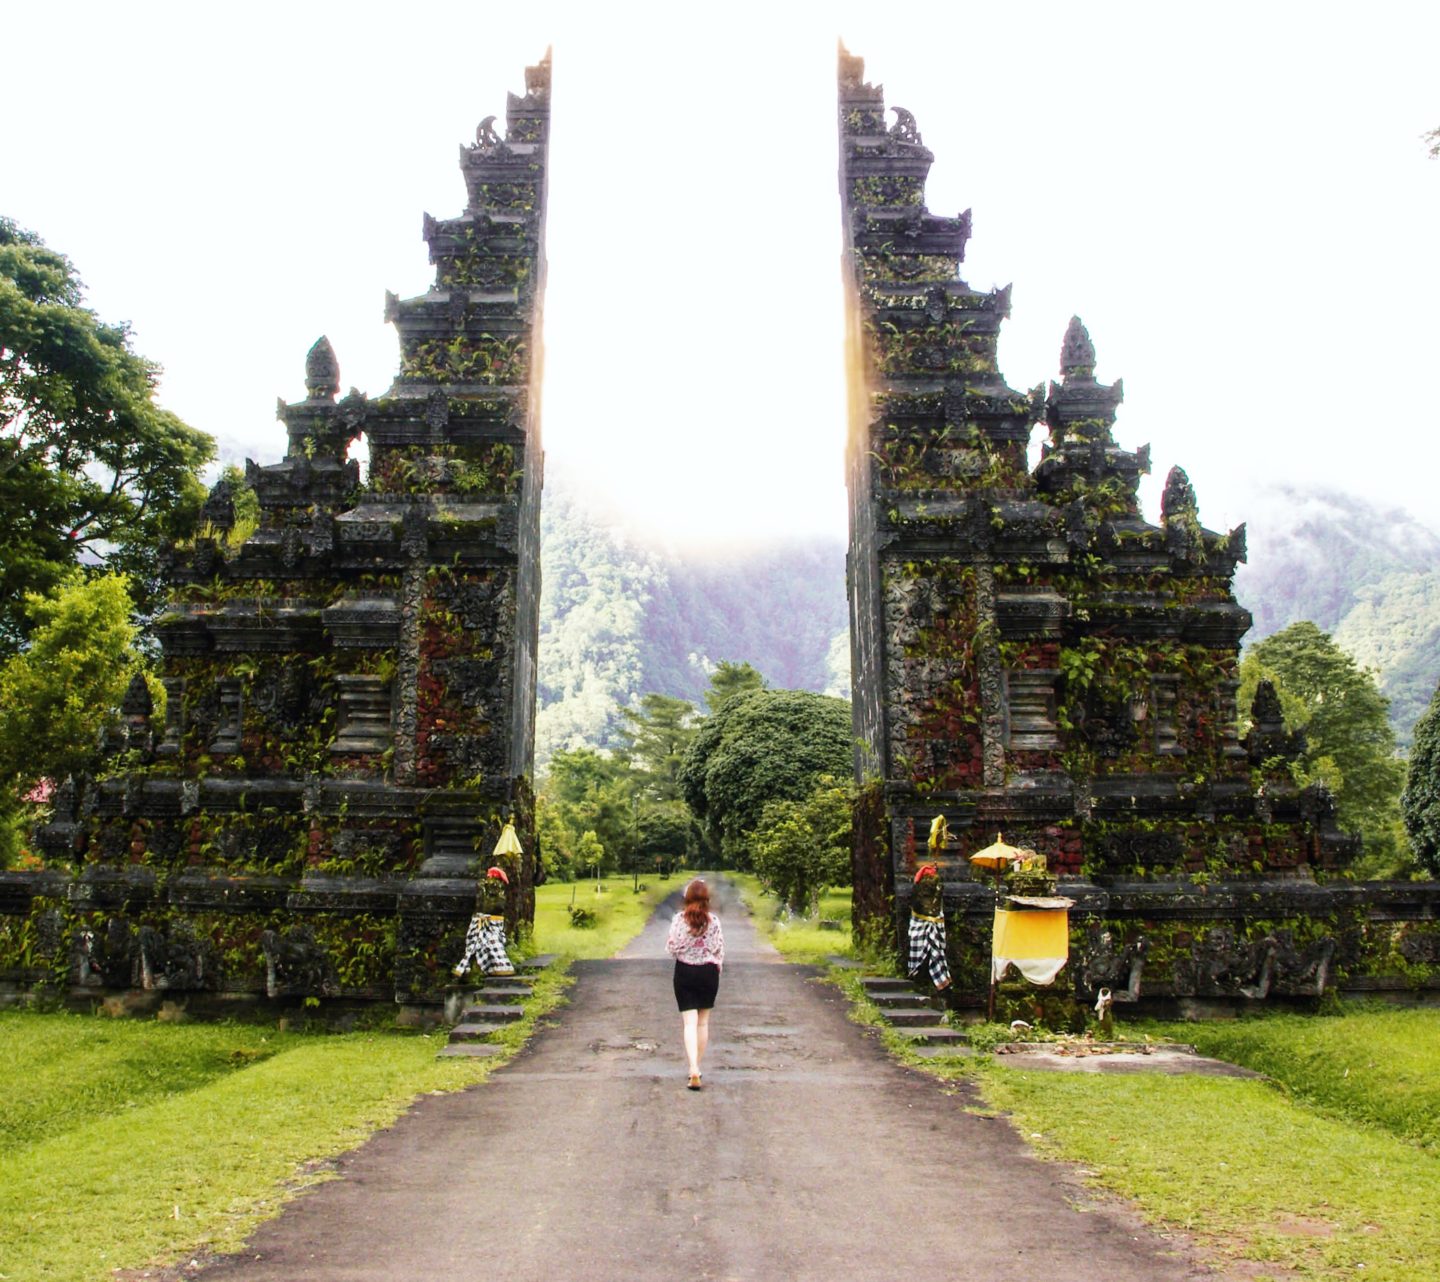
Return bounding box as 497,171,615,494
0,53,553,1015
837,46,1440,1010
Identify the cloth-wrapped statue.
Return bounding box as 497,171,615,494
453,865,515,978
907,861,951,991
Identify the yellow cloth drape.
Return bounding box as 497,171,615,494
493,822,523,857
991,908,1069,985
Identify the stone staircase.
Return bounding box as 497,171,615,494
861,976,970,1056
437,954,555,1058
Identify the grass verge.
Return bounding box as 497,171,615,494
532,872,685,960
0,1017,495,1282
977,1062,1440,1282
727,873,855,962
1142,1003,1440,1151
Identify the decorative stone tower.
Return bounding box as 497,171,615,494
4,53,552,1012
836,47,1402,1012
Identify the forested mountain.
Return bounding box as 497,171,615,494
536,479,1440,763
536,482,849,764
1234,487,1440,744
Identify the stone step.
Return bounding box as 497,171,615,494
882,1008,947,1027
519,954,556,971
471,984,532,1003
437,1042,507,1059
449,1021,508,1043
871,992,935,1010
900,1026,970,1047
459,1004,525,1025
861,976,914,993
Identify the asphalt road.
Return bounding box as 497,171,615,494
200,877,1212,1281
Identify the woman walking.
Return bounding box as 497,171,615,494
666,877,724,1090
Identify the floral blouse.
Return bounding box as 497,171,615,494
667,912,724,968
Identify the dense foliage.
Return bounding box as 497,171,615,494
749,776,853,914
1234,485,1440,744
0,219,213,650
1238,621,1408,871
537,692,705,881
0,574,150,867
678,688,852,865
1402,680,1440,876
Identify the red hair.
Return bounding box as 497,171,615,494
682,878,711,934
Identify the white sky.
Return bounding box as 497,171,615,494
4,1,1437,545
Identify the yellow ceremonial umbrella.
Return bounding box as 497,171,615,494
970,833,1024,1021
493,821,523,858
969,833,1022,888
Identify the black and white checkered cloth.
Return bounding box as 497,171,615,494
907,914,951,989
453,914,515,977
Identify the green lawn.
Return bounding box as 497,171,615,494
532,872,684,959
1146,1004,1440,1151
728,873,854,962
0,1015,493,1282
978,1062,1440,1282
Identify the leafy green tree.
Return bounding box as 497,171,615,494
619,693,698,803
1239,621,1408,868
679,688,851,865
750,776,853,915
538,748,634,878
1402,680,1440,877
703,660,766,714
1,219,213,651
633,800,696,878
576,829,605,888
0,574,149,866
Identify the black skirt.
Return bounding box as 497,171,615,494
673,960,720,1012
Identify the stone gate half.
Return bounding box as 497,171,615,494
838,46,1440,1013
1,53,552,1014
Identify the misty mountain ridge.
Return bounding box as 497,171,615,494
536,478,1440,764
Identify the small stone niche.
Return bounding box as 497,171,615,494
332,675,393,754
1003,670,1060,750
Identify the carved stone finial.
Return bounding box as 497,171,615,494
475,115,502,151
305,337,339,401
1250,679,1284,732
1060,316,1096,381
1246,678,1306,763
201,477,235,531
121,672,153,721
1160,466,1199,525
890,107,922,144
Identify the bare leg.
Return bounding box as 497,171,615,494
681,1008,700,1076
695,1008,711,1073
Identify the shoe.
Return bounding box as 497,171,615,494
687,1074,702,1091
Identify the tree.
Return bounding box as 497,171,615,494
750,776,853,915
0,574,149,866
538,747,634,879
703,660,765,714
1402,680,1440,877
633,800,695,879
619,693,698,803
678,688,852,865
1,219,213,651
1239,621,1408,868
